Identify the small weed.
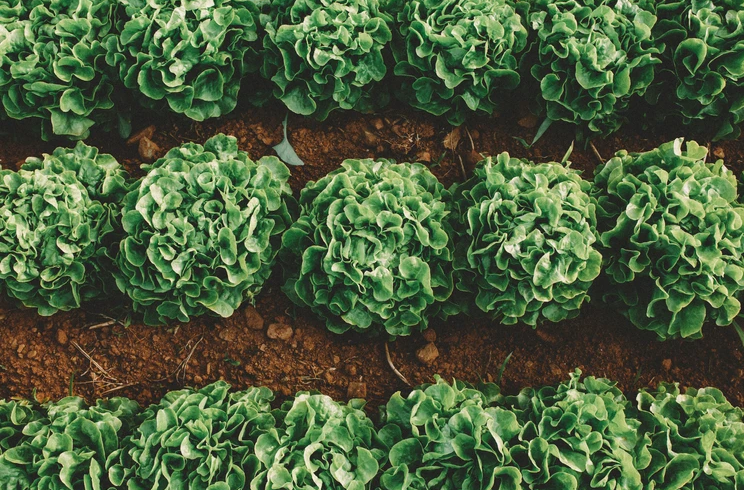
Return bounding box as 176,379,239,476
224,357,241,367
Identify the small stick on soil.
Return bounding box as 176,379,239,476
72,341,115,381
89,313,128,329
458,155,467,181
101,383,136,396
385,342,411,387
175,336,204,384
589,141,604,165
88,320,115,330
465,127,475,150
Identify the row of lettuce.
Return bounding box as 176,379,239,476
1,133,743,342
1,0,743,141
1,371,743,490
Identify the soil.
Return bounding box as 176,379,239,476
1,101,743,411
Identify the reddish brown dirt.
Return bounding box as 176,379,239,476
1,103,743,410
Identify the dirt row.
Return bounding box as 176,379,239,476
1,103,743,409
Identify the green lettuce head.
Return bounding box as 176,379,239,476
0,142,128,315
645,0,744,140
280,159,454,337
504,370,653,489
115,134,295,326
392,0,528,125
450,153,602,326
105,0,262,121
527,0,661,137
109,381,275,489
0,397,141,490
262,0,393,119
593,138,744,340
253,393,386,490
0,400,41,456
637,383,744,489
0,0,122,139
379,377,523,490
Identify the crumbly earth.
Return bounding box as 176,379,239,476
1,102,743,409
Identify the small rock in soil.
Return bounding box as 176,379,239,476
662,359,672,371
324,371,335,384
347,382,367,399
363,130,378,147
127,125,156,146
267,323,293,341
333,355,341,364
416,151,431,163
139,137,161,162
518,114,539,128
218,327,238,342
535,329,557,343
243,307,264,330
550,363,563,377
417,342,439,365
422,329,437,342
56,329,68,345
371,118,384,131
465,149,483,167
714,147,725,159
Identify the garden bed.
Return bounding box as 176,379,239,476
1,102,743,408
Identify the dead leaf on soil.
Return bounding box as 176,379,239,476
443,127,462,151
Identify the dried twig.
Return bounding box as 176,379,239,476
458,155,467,181
71,341,134,394
87,312,128,330
87,320,115,330
465,126,475,151
101,383,136,396
72,341,115,382
385,342,411,387
589,141,604,165
175,336,204,384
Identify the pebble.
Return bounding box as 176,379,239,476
422,329,437,342
333,355,341,364
324,371,335,384
371,118,384,130
662,359,672,371
218,327,238,342
347,382,367,399
267,323,293,341
138,137,161,161
127,125,156,145
535,329,558,343
244,307,265,330
713,147,725,159
56,329,68,345
416,343,439,365
518,114,538,128
416,151,431,163
363,130,378,147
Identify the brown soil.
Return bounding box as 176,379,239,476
1,102,743,410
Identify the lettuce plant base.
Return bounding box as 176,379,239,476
1,103,744,408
